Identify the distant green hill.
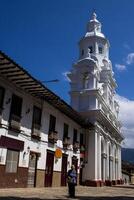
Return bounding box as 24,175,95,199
121,148,134,164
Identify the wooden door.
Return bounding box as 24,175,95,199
79,158,83,185
45,150,54,187
61,154,67,186
27,152,37,187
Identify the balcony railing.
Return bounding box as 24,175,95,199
73,141,80,152
63,137,70,149
9,114,21,132
48,130,58,144
31,123,41,140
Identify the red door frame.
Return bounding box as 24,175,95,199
44,150,54,187
61,154,68,186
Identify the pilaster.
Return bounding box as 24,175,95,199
117,146,122,179
97,133,101,180
106,140,109,180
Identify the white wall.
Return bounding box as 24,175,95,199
0,77,83,173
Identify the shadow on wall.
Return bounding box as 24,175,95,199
0,196,134,200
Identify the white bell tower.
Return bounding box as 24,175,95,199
68,12,123,186
68,12,118,120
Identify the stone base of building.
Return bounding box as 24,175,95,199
117,179,124,185
105,180,112,186
36,169,45,187
84,180,103,187
52,171,61,187
117,179,121,184
100,181,105,186
0,164,28,188
112,180,117,185
105,179,124,186
84,179,123,187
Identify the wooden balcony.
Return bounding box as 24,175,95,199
31,123,41,140
48,130,58,144
9,114,21,132
63,137,70,149
73,141,80,152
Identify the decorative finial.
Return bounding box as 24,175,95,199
92,12,97,20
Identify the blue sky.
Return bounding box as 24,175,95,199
1,0,134,102
0,0,134,147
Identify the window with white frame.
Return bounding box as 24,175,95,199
98,44,103,54
6,149,19,173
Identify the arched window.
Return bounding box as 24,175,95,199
81,49,84,56
88,46,93,53
83,72,89,89
98,44,103,54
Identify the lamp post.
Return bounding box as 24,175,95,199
41,79,59,83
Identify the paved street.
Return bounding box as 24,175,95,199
0,185,134,200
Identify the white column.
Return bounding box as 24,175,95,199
115,160,118,180
109,159,112,180
97,133,101,180
102,156,106,181
95,41,98,54
94,131,98,180
109,145,113,181
83,129,98,181
101,138,106,181
105,140,109,180
117,146,122,180
113,157,115,180
112,145,115,180
103,139,107,181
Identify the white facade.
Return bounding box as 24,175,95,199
0,54,87,187
0,83,80,168
68,13,123,186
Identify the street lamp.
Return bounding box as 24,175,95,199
41,79,59,83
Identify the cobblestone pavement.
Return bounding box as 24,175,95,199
0,185,134,200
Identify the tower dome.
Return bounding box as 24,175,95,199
79,12,109,64
86,12,105,38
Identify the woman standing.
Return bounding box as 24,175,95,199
67,165,77,198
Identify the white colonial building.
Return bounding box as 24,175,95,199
0,12,123,188
67,13,124,186
0,51,90,188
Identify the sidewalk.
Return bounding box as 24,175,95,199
0,185,134,199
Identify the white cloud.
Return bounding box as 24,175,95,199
115,64,126,71
126,53,134,65
115,52,134,72
116,94,134,148
62,71,70,82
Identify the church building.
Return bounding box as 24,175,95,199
0,12,123,188
67,12,124,186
